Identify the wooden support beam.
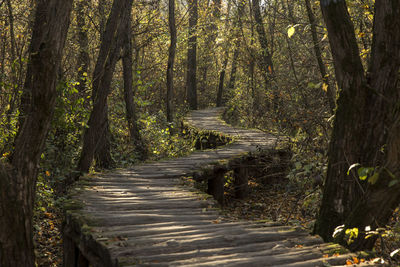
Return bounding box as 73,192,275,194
63,235,77,267
207,168,225,206
234,165,248,199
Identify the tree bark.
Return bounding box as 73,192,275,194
251,0,276,110
93,0,114,170
226,0,245,98
227,48,239,92
304,0,336,113
200,0,221,93
216,56,228,107
0,0,73,265
122,9,147,160
216,0,231,107
186,0,198,110
76,0,90,100
314,0,400,251
76,0,133,176
166,0,177,122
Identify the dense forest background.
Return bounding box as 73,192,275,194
2,0,400,266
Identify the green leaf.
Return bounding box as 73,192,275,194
368,171,379,185
357,167,374,181
347,163,360,175
288,26,295,38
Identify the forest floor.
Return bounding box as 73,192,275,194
34,204,63,267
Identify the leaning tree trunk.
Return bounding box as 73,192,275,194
122,9,147,160
166,0,177,122
93,0,114,170
0,0,73,265
76,0,133,176
304,0,336,113
314,0,400,251
186,0,198,110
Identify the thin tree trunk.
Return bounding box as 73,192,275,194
216,56,228,107
122,9,147,160
76,0,90,100
314,0,400,251
0,34,4,96
200,0,221,93
304,0,335,113
5,0,15,62
227,48,239,91
76,0,133,176
166,0,177,122
216,0,231,107
186,0,198,110
248,0,257,125
251,0,276,110
98,0,106,34
226,0,245,100
0,1,73,265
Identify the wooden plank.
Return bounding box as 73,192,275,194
127,236,324,264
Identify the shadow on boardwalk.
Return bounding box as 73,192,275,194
63,108,371,267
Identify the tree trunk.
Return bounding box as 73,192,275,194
304,0,336,113
314,0,400,251
227,48,239,92
93,0,114,170
93,107,114,169
0,0,73,265
186,0,198,110
226,0,245,99
251,0,276,109
76,0,133,176
200,0,221,94
76,0,90,101
216,56,228,107
166,0,177,122
122,9,147,160
215,0,231,107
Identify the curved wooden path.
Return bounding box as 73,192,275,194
63,108,371,267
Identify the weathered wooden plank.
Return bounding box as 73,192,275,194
109,229,310,258
164,243,339,266
82,200,213,211
125,236,324,264
95,224,301,246
86,213,221,227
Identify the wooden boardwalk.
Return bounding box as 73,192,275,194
63,108,371,266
